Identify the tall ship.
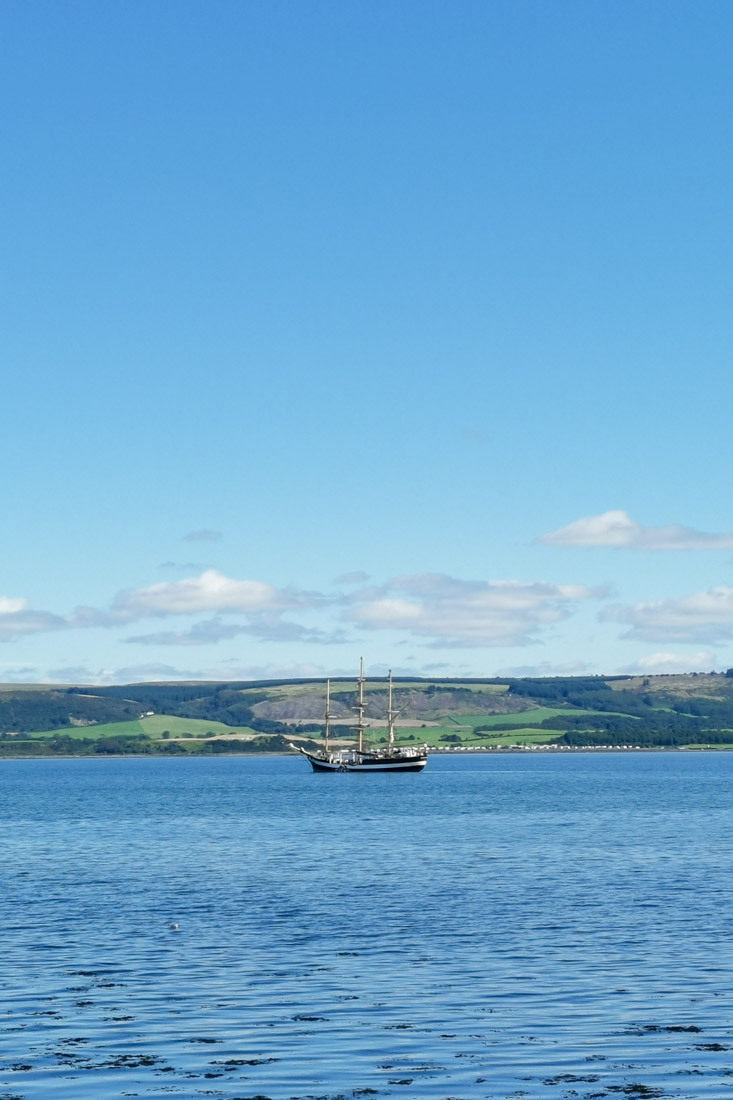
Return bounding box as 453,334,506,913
294,661,428,773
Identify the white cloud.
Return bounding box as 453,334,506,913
0,571,327,640
604,586,733,642
0,597,69,641
111,570,315,619
344,573,605,648
538,510,733,550
623,651,716,674
0,569,605,656
0,597,27,614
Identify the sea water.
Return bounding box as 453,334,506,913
1,751,733,1099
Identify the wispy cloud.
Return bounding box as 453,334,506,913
111,570,317,619
538,510,733,550
39,660,330,685
125,615,347,646
0,598,69,641
0,568,606,654
0,664,43,682
105,663,204,682
604,586,733,643
335,571,370,584
0,571,328,641
495,661,591,677
183,530,222,542
344,573,606,648
125,619,255,646
622,651,716,674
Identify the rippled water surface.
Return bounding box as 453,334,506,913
2,752,733,1099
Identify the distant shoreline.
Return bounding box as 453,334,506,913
1,745,729,761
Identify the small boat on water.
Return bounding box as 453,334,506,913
294,661,428,773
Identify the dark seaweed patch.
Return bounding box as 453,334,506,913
543,1075,600,1085
211,1058,279,1066
627,1024,701,1034
607,1087,665,1098
87,1054,167,1070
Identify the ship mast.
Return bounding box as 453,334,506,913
353,657,366,754
387,669,396,748
324,678,332,754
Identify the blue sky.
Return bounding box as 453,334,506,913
3,0,733,683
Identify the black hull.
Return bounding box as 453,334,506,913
299,749,427,773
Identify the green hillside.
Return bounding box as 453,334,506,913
1,670,733,754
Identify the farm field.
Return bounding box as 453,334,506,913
385,726,558,748
30,715,257,740
438,706,609,728
30,720,146,740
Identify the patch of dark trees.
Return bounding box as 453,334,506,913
0,684,294,736
542,712,721,747
506,678,650,716
0,692,139,735
0,733,297,757
62,686,294,734
495,676,733,746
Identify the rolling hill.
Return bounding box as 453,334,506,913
2,671,733,754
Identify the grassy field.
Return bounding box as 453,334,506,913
30,715,257,740
15,699,638,750
390,726,558,748
139,715,256,738
30,720,145,740
437,706,604,728
438,729,558,747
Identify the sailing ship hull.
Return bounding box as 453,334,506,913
299,748,427,773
